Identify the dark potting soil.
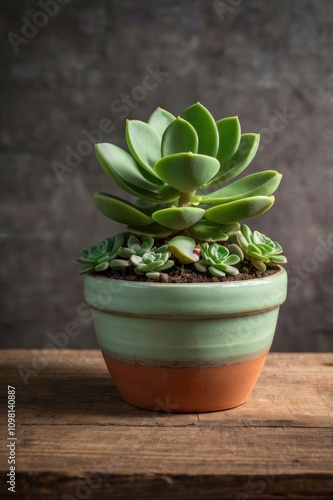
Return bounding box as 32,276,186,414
97,263,279,284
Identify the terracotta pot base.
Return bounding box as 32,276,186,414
102,350,269,413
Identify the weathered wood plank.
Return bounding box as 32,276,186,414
14,425,333,474
13,473,333,500
0,350,332,499
1,351,332,428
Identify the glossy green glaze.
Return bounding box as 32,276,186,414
84,268,287,367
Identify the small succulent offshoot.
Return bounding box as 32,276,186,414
74,102,287,280
194,243,243,277
236,225,287,271
130,246,174,279
118,235,154,258
73,235,124,275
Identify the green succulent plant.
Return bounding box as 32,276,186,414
93,102,281,241
236,225,287,271
74,103,287,280
194,242,242,277
130,245,174,279
118,235,154,258
73,235,124,275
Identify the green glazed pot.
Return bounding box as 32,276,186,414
84,268,287,413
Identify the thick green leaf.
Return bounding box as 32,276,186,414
209,267,226,277
216,116,241,167
270,255,287,264
94,193,153,225
95,143,162,191
134,200,167,216
126,120,161,173
168,236,199,264
223,265,240,276
181,102,219,156
95,144,180,203
152,207,205,230
223,254,241,266
148,107,176,137
240,224,252,242
110,259,129,270
78,266,95,275
250,251,271,262
157,260,174,271
123,182,180,203
189,220,239,241
146,271,160,279
201,171,282,205
161,117,199,156
73,258,95,265
272,242,283,253
95,145,164,202
248,243,263,255
96,255,111,264
259,245,275,254
252,259,267,272
205,133,260,186
154,153,219,192
95,262,110,272
95,144,157,201
127,222,173,238
229,243,244,260
205,196,274,224
155,185,181,203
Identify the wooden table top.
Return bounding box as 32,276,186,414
0,350,332,499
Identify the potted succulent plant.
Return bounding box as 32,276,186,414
75,102,287,413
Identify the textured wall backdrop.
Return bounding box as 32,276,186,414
1,0,332,351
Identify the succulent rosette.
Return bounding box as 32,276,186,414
130,245,174,279
236,225,287,271
74,103,287,279
194,243,242,277
73,235,124,275
93,102,281,240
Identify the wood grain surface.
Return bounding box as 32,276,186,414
0,350,332,499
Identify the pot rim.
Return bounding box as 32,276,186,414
85,265,286,289
84,267,287,317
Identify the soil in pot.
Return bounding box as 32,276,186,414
97,262,279,284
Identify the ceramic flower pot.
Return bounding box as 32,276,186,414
84,268,287,413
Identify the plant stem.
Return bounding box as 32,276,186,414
178,192,194,207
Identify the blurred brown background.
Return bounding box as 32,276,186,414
1,0,332,350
